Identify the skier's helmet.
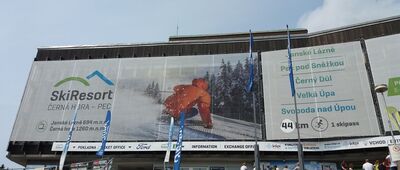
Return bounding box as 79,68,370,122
192,78,208,90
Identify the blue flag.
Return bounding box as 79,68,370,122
59,100,80,170
246,30,254,93
287,25,296,97
173,112,185,170
96,110,111,157
164,117,175,163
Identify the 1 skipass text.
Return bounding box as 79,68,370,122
289,47,336,57
47,102,112,111
296,89,335,99
224,144,255,149
365,138,400,146
280,119,360,132
50,125,105,132
49,119,106,132
51,119,105,125
295,75,333,85
50,90,113,101
76,145,126,150
281,104,356,114
281,60,344,72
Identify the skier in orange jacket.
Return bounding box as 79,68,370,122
164,78,212,128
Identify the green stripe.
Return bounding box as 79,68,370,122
54,77,90,87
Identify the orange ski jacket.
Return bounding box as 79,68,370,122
164,78,212,127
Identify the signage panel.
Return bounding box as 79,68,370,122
261,41,380,139
366,34,400,132
51,135,400,152
11,53,262,141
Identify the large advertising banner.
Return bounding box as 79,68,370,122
11,53,262,141
366,34,400,132
262,41,380,139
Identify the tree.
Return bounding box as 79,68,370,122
144,81,163,104
145,84,151,95
202,56,262,123
215,59,234,116
154,83,162,104
230,60,246,120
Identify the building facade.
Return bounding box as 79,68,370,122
7,16,400,170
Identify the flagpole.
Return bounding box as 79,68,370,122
173,112,185,170
252,91,260,170
58,100,80,170
293,88,304,170
96,110,112,158
287,25,304,170
247,30,260,170
164,116,175,170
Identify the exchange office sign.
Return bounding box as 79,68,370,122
261,41,380,139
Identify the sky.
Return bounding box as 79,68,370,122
0,0,399,168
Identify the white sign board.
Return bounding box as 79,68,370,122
51,135,400,152
389,144,400,162
261,41,380,139
366,34,400,132
11,53,262,141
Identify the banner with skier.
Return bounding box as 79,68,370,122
11,53,262,141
